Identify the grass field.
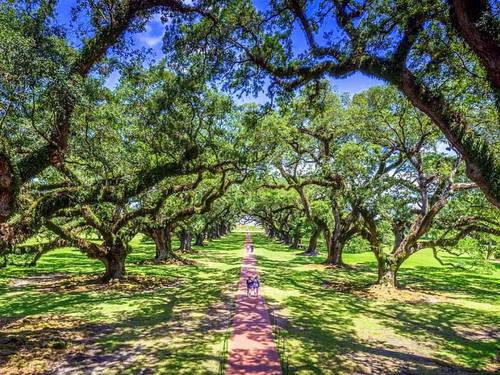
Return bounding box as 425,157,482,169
0,230,499,374
0,234,243,374
253,234,500,374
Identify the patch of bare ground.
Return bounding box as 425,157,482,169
321,280,451,304
9,273,182,294
0,314,92,375
131,258,197,266
53,340,146,375
343,349,480,374
10,273,68,287
359,285,453,304
0,314,155,375
320,278,370,293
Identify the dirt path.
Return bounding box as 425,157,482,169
225,233,282,375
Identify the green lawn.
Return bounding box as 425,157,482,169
0,233,243,374
1,232,499,374
253,234,500,374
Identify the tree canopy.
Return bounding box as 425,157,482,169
0,0,498,288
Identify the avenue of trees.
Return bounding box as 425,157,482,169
248,83,498,286
0,0,498,288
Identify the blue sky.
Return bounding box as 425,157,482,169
55,1,383,102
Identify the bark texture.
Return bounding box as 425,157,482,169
150,228,174,261
449,0,500,93
0,153,15,223
100,245,127,283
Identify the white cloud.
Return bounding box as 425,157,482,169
138,33,164,47
137,13,167,47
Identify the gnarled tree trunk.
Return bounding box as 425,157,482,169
324,236,345,266
280,232,291,245
100,245,127,283
323,223,354,266
151,228,174,261
376,254,403,288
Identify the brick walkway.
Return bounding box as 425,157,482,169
225,233,282,375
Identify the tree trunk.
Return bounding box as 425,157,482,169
101,246,127,283
0,153,15,223
178,230,193,252
392,221,405,251
210,230,216,239
151,228,174,261
324,238,344,266
324,228,346,266
290,236,301,249
376,255,402,288
304,228,320,255
194,233,205,246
